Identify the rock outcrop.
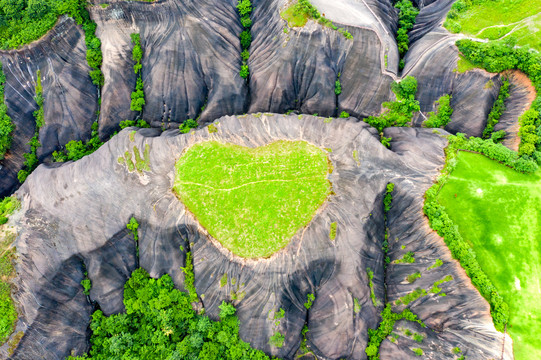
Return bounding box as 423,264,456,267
0,0,509,199
2,115,511,360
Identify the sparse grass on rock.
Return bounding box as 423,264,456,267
173,140,332,258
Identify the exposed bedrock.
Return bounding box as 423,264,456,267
0,0,505,198
404,27,501,137
494,70,537,151
0,16,98,198
4,115,510,359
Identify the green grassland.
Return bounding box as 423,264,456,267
445,0,541,51
281,5,309,27
437,152,541,360
173,141,332,258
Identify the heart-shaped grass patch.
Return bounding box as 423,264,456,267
173,140,332,258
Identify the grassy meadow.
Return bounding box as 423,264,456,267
173,141,332,258
437,151,541,359
445,0,541,51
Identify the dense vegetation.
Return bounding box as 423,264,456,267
438,151,541,359
423,94,453,128
365,304,425,359
445,0,541,51
17,71,44,183
280,0,353,39
130,33,145,112
456,39,541,158
0,196,19,344
67,268,270,359
237,0,253,79
394,0,419,70
482,79,510,139
0,64,14,160
364,76,420,145
173,140,331,258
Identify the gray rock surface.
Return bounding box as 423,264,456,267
0,0,510,199
404,28,501,136
0,16,98,197
494,70,537,151
3,115,511,360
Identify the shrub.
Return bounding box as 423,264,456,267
339,111,350,118
0,64,14,160
365,304,425,359
304,293,315,309
329,222,337,240
335,73,342,95
366,268,379,307
483,79,510,138
394,0,419,64
406,271,421,283
181,252,198,303
269,331,284,348
365,76,420,134
179,118,198,133
396,251,415,264
423,94,453,128
412,348,423,356
119,119,150,129
412,333,424,343
427,259,443,270
383,183,394,212
237,0,253,79
53,122,103,162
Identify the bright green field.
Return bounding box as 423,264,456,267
173,141,331,258
446,0,541,51
280,5,309,27
437,152,541,360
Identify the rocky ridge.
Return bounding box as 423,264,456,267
2,114,512,360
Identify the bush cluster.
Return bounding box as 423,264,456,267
18,71,44,183
518,109,540,157
423,94,454,128
180,119,198,134
237,0,253,79
119,119,150,130
130,33,145,112
334,72,342,95
421,133,531,332
181,252,198,303
304,293,315,309
483,79,510,138
67,268,270,359
52,121,103,162
0,247,17,345
394,0,419,70
0,64,14,160
0,196,19,225
365,304,425,359
365,76,420,146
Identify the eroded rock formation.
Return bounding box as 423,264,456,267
2,115,511,360
0,0,504,198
